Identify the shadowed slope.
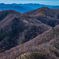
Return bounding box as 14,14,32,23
0,10,50,52
0,25,59,59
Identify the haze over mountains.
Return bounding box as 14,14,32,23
0,5,59,59
0,3,59,13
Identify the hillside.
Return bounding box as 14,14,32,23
0,25,59,59
0,7,59,59
0,10,51,52
24,7,59,27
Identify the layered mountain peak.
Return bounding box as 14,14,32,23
38,7,46,12
24,7,59,27
24,7,55,17
0,10,21,21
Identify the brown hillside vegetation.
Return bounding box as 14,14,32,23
24,7,59,27
0,7,59,59
0,25,59,59
0,10,51,52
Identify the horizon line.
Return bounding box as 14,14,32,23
0,1,59,6
0,2,59,6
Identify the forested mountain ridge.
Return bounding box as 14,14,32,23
0,9,50,53
0,7,59,59
24,7,59,27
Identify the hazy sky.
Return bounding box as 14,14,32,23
0,0,59,5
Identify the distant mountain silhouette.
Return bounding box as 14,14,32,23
0,3,59,13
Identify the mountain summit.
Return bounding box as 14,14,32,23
24,7,59,27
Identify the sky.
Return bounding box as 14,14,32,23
0,0,59,6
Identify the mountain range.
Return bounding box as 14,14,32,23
0,6,59,59
0,3,59,13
